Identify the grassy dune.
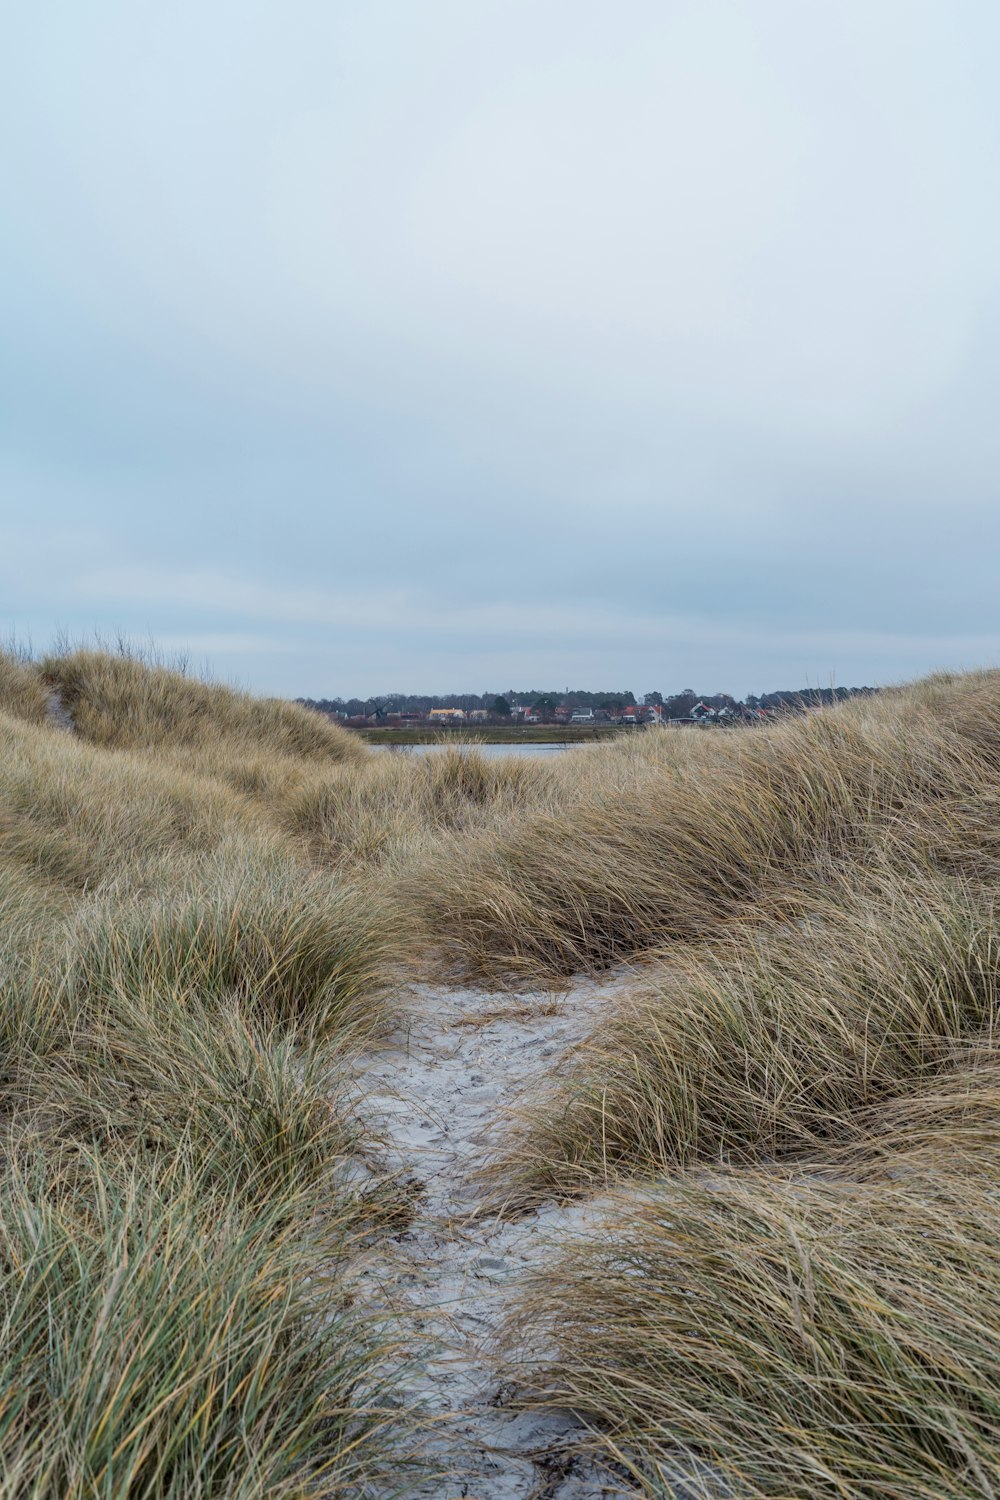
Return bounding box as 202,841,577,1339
511,1130,1000,1499
7,645,1000,1496
0,646,50,723
496,871,1000,1199
399,672,1000,982
42,648,366,762
282,741,565,874
0,648,405,1495
445,669,1000,1496
0,1148,402,1499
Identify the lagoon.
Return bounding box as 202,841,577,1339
377,741,576,759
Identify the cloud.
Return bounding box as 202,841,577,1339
150,633,293,658
68,563,1000,693
2,1,999,695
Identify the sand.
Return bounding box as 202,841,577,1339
353,981,633,1499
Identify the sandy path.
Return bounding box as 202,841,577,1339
45,687,75,732
354,982,633,1500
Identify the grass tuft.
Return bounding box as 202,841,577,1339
63,860,390,1042
0,650,49,723
42,646,366,763
0,1145,403,1498
510,1139,1000,1498
498,871,1000,1200
398,674,1000,982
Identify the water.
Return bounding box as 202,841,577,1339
376,741,577,759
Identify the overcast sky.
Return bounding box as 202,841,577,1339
3,1,999,698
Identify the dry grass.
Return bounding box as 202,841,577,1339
0,710,272,894
281,741,565,875
0,1145,403,1498
12,646,1000,1494
460,670,1000,1495
496,871,1000,1201
509,1125,1000,1498
17,989,368,1205
62,861,389,1041
42,645,366,764
0,647,49,723
0,649,419,1494
397,672,1000,983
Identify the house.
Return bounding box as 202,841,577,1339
678,702,738,727
570,709,595,722
428,707,466,722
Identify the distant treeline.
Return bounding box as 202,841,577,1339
298,685,878,719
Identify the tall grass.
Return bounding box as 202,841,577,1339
465,672,1000,1495
18,991,363,1202
42,646,366,763
398,674,1000,982
15,645,1000,1494
0,648,49,723
63,860,390,1042
0,649,418,1493
498,871,1000,1200
0,711,270,895
510,1136,1000,1498
282,743,564,874
0,1146,402,1498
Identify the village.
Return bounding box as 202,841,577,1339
299,686,875,732
408,700,758,727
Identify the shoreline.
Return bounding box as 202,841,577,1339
353,725,632,745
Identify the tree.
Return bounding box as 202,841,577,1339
492,695,511,717
665,691,699,719
644,691,663,706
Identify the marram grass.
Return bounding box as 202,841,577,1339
12,647,1000,1496
0,647,415,1495
398,670,1000,982
62,860,390,1042
18,990,362,1205
0,1145,404,1499
496,870,1000,1200
509,1139,1000,1499
42,645,366,763
0,649,49,724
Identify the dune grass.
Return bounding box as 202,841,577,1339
0,648,421,1494
42,646,366,762
396,673,1000,983
62,861,389,1041
0,708,275,893
453,671,1000,1495
510,1126,1000,1498
281,742,565,874
18,991,362,1200
13,646,1000,1495
495,870,1000,1201
0,1145,403,1499
0,646,49,723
